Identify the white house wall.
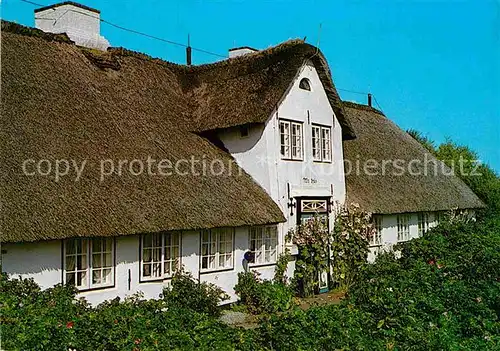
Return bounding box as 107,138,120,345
367,212,439,262
1,227,277,305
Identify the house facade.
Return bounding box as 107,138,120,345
0,2,484,305
3,229,281,305
342,102,484,262
0,2,355,304
216,61,349,258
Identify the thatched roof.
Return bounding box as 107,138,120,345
1,21,293,243
181,40,355,139
342,101,485,214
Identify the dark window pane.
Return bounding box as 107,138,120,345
92,239,101,253
143,263,151,277
66,273,75,285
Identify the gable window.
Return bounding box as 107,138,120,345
299,78,311,91
312,125,332,162
64,237,114,290
201,228,234,271
280,119,303,160
397,214,410,242
249,226,278,264
141,232,181,281
417,212,430,236
370,216,382,246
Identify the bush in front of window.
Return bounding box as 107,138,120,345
273,249,291,285
0,272,243,350
0,274,89,351
1,213,499,350
161,269,229,318
234,271,293,314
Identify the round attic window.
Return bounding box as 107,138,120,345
299,78,311,91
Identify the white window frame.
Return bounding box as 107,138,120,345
200,228,234,272
280,119,303,160
63,237,115,290
417,212,430,237
301,199,328,213
370,216,383,246
299,78,311,91
249,226,278,265
140,232,181,282
312,124,332,162
397,214,411,242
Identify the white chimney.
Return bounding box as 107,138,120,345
35,2,110,51
228,46,258,58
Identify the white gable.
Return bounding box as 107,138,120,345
217,61,346,252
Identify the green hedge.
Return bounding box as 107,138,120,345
234,271,293,314
2,216,499,350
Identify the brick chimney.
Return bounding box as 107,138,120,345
35,2,110,51
228,46,258,58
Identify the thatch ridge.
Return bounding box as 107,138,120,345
1,20,73,44
181,39,355,138
1,21,354,139
343,103,485,214
342,101,384,116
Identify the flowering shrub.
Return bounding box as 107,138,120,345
331,203,373,289
287,215,330,297
273,249,291,285
250,214,500,350
0,272,243,351
347,216,500,349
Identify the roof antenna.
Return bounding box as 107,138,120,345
307,23,322,61
316,23,322,49
186,34,192,66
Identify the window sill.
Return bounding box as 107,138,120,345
281,157,303,162
249,262,277,269
199,267,234,275
369,244,383,248
313,160,332,164
139,276,174,284
75,284,115,292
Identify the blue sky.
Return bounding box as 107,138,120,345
2,0,499,171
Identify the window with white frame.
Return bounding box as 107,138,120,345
141,232,181,281
64,237,114,290
249,226,278,264
280,120,303,160
201,228,234,271
417,212,430,237
312,125,332,162
397,214,411,242
370,216,382,246
299,78,311,91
